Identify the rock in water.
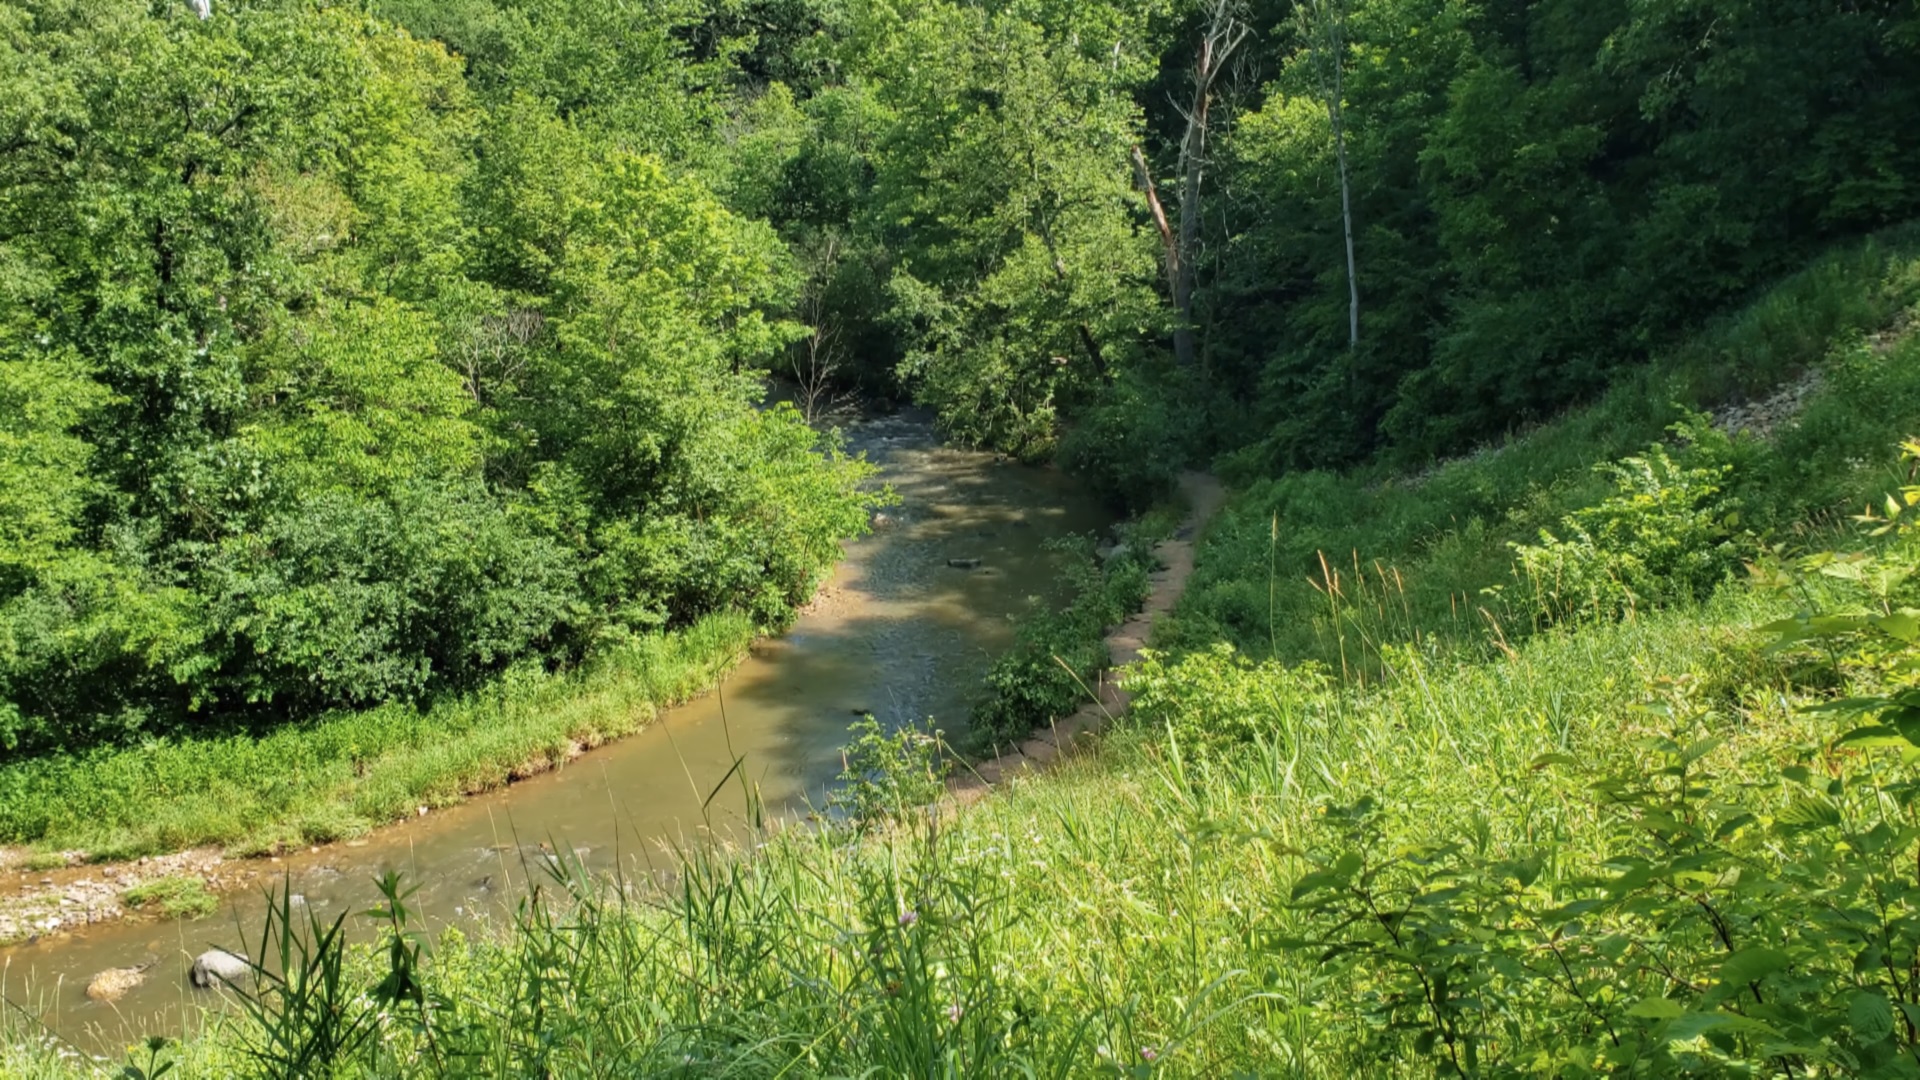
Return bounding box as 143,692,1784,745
947,557,982,570
190,948,248,988
86,965,149,1002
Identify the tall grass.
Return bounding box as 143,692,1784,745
0,612,755,862
26,585,1830,1078
1178,226,1920,669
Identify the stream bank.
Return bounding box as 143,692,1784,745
951,471,1226,799
0,408,1112,1054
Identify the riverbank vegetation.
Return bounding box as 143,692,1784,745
19,181,1920,1080
0,0,878,853
10,0,1920,1074
969,516,1174,752
5,0,1917,842
0,612,754,862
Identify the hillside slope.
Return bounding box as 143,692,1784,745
12,234,1920,1078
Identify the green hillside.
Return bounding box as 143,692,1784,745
15,230,1920,1079
6,0,1920,1075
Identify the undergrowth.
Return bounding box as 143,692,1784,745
1176,226,1920,669
967,513,1173,751
28,576,1878,1078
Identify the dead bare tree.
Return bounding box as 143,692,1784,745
455,307,542,406
793,233,850,424
795,314,843,424
1134,0,1249,369
1297,0,1360,351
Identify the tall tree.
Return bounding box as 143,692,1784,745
1296,0,1358,352
867,2,1159,457
1138,0,1249,369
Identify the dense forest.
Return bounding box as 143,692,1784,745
3,1,1917,767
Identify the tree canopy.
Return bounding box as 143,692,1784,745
5,0,1917,755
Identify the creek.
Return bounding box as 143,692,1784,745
0,408,1109,1056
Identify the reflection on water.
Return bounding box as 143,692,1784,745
0,407,1109,1054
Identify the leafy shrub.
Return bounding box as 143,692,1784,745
1508,423,1749,625
1282,671,1920,1075
970,534,1154,748
1056,363,1203,513
202,479,580,712
831,715,949,832
1124,643,1332,754
1275,451,1920,1076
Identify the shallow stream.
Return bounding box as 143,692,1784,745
0,408,1108,1055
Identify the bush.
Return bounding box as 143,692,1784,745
1283,535,1920,1076
969,533,1154,748
1507,422,1750,626
1124,643,1332,754
831,715,949,832
1056,364,1203,512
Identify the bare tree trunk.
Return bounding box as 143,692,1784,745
1138,0,1247,370
1132,144,1179,320
794,234,847,424
1331,30,1359,350
1302,0,1360,351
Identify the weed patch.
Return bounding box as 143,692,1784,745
121,875,217,921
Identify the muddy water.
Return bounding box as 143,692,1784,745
0,408,1108,1055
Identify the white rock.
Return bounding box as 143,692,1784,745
190,948,249,989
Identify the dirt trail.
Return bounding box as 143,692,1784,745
951,471,1226,798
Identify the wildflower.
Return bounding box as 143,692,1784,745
1140,1046,1160,1063
946,1002,964,1022
899,909,919,928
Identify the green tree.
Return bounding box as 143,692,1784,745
867,2,1161,457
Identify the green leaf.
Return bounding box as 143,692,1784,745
1680,736,1724,766
1666,1010,1782,1041
1850,991,1895,1044
1875,610,1920,643
1718,946,1789,988
1808,695,1901,719
1777,796,1842,829
1833,725,1909,750
1290,851,1363,900
1627,997,1684,1020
